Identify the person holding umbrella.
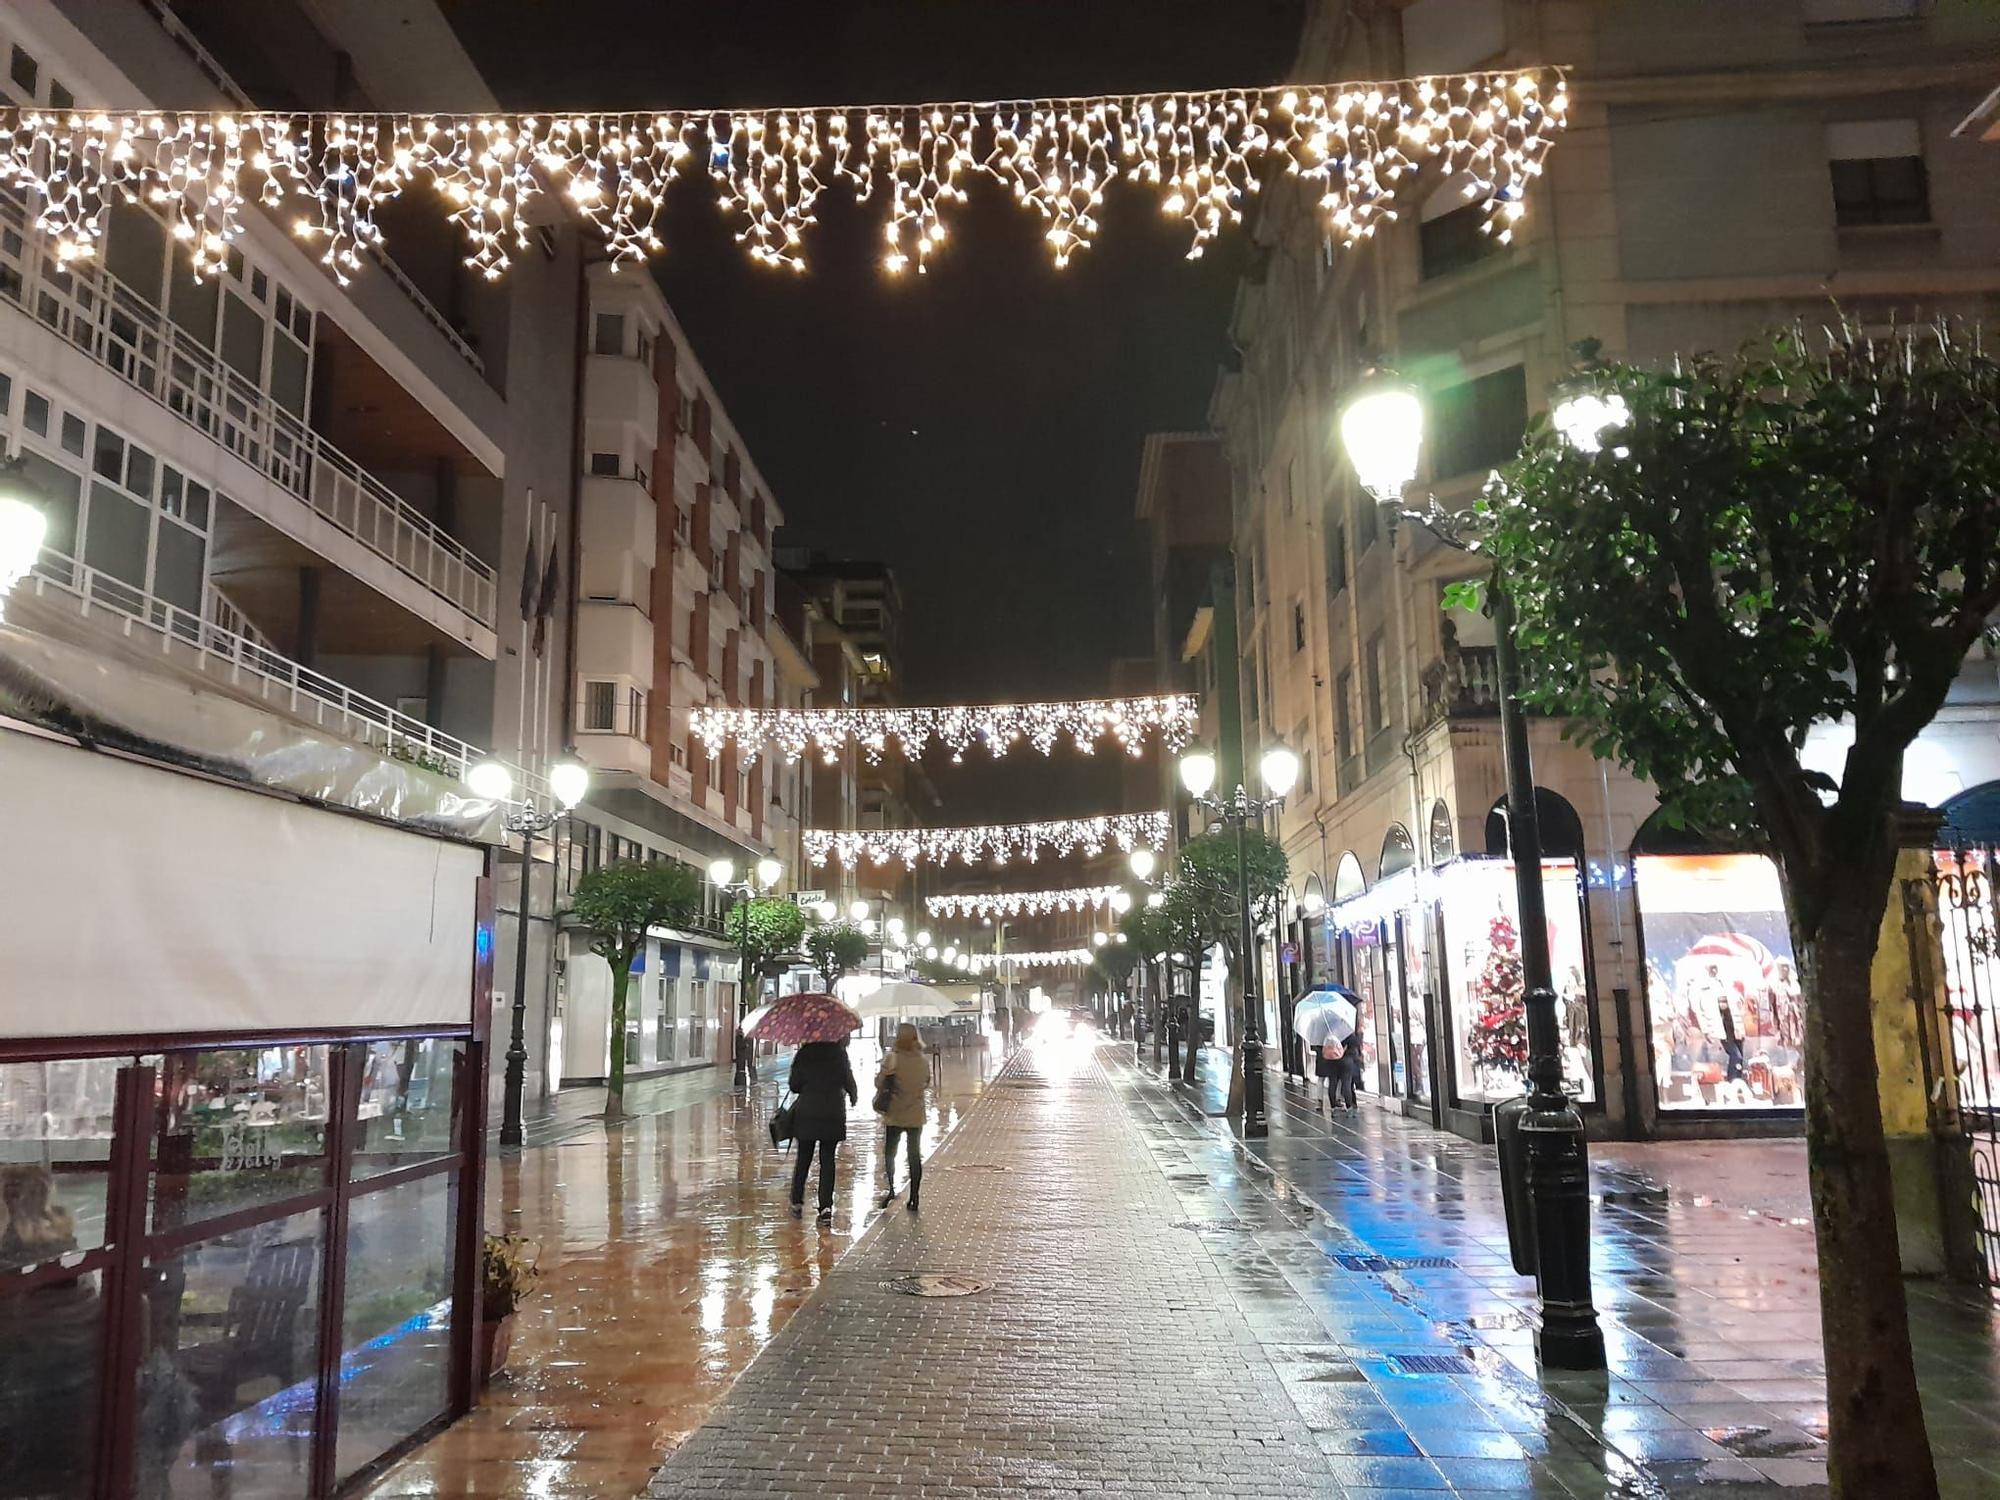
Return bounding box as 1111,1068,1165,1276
748,992,864,1222
1295,985,1361,1114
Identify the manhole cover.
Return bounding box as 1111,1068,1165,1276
1388,1352,1478,1376
1335,1252,1458,1272
881,1274,993,1297
1170,1219,1252,1233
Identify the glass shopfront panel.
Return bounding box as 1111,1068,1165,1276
1,1057,127,1263
351,1039,458,1180
335,1173,458,1484
1442,859,1594,1105
0,1266,104,1497
138,1209,326,1499
1400,913,1434,1105
153,1047,333,1231
1344,927,1384,1094
1637,853,1802,1112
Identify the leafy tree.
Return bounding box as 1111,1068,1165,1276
1119,903,1176,1060
1171,827,1290,960
569,860,700,1120
1481,322,2000,1495
804,920,870,988
726,896,807,980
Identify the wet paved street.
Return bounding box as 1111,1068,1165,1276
375,1033,2000,1498
363,1039,1006,1498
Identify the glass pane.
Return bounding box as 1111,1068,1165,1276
152,1048,333,1234
335,1173,457,1483
19,452,80,559
350,1040,458,1181
0,1057,130,1267
0,1267,105,1498
84,483,148,588
139,1212,323,1500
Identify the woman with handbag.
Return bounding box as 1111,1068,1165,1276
874,1023,931,1212
1314,1037,1345,1114
787,1039,858,1221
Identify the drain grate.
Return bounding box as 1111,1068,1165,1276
1334,1253,1392,1272
1388,1352,1478,1376
946,1162,1013,1172
881,1274,992,1298
1171,1218,1252,1233
1334,1252,1459,1272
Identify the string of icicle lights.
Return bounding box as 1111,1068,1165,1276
968,949,1093,970
693,693,1198,767
925,885,1121,920
0,71,1565,283
805,811,1169,869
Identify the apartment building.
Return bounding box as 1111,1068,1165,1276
0,1,582,1490
1210,0,2000,1141
558,263,810,1084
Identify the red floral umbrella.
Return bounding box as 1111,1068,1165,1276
744,991,861,1045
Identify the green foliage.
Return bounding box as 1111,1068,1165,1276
1168,827,1290,957
570,860,702,965
1117,902,1176,958
1093,938,1140,988
804,920,870,987
726,896,807,973
1484,320,2000,936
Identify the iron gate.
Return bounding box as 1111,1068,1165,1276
1904,845,2000,1287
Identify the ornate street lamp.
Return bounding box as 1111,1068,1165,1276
1336,368,1606,1372
1176,738,1298,1138
472,754,590,1148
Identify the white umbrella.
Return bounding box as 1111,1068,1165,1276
852,981,967,1019
1294,989,1358,1047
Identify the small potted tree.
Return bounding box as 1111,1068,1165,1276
569,859,701,1120
479,1231,541,1383
804,920,869,989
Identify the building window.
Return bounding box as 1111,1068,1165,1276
589,451,621,477
593,312,625,356
1292,600,1307,653
1419,196,1503,280
10,46,36,96
1828,119,1929,226
48,81,71,111
582,679,617,731
1335,669,1355,760
1356,486,1379,552
1430,366,1529,481
629,687,646,739
1326,520,1348,595
1365,636,1388,732
670,740,688,769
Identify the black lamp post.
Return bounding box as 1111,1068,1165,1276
1337,370,1607,1371
1176,740,1299,1139
469,754,590,1150
710,854,786,1087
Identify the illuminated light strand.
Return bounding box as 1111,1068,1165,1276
0,73,1565,284
693,693,1199,767
805,811,1169,869
969,948,1093,970
925,885,1122,920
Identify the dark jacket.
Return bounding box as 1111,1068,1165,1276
1313,1042,1341,1081
788,1041,857,1142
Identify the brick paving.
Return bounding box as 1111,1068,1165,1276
646,1039,1339,1498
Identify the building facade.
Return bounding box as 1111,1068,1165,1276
1210,0,2000,1140
0,1,583,1491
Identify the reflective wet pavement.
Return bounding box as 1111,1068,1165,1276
361,1038,1006,1498
373,1034,2000,1497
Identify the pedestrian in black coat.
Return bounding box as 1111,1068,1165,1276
787,1040,857,1220
1313,1038,1343,1113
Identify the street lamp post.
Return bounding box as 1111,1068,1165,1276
712,855,785,1087
472,755,591,1150
1176,742,1298,1139
1338,369,1606,1371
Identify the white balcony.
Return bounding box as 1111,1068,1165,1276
576,600,655,685
0,193,499,652
584,354,659,455
580,475,657,575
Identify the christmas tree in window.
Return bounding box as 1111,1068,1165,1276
1466,913,1529,1090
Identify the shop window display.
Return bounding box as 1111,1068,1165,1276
1401,914,1434,1104
1636,853,1802,1111
152,1047,333,1231
1444,859,1593,1105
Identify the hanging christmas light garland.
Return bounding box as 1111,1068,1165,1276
805,810,1168,869
0,71,1565,284
694,693,1197,767
925,884,1121,920
969,948,1094,970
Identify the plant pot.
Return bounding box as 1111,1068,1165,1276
477,1312,515,1385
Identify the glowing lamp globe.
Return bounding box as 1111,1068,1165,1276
815,898,839,922
1551,389,1631,455
1178,749,1218,799
1338,379,1424,503
1259,744,1301,799
547,758,590,810
1147,891,1167,909
943,945,958,962
465,759,513,802
707,857,736,887
924,945,939,961
886,916,906,939
1109,890,1133,914
1092,931,1109,949
916,929,932,947
849,899,871,922
1128,847,1157,881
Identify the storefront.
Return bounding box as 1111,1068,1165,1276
559,929,742,1085
0,725,493,1499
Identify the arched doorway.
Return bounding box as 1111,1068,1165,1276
1941,780,2000,845
1379,823,1416,879
1333,852,1366,900
1428,799,1456,864
1484,788,1585,861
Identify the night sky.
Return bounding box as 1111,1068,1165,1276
450,0,1306,821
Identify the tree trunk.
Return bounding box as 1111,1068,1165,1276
1796,881,1937,1498
604,964,630,1123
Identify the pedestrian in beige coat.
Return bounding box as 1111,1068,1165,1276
875,1023,931,1211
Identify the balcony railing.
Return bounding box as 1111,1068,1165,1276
1419,645,1502,723
23,547,486,779
0,194,498,632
